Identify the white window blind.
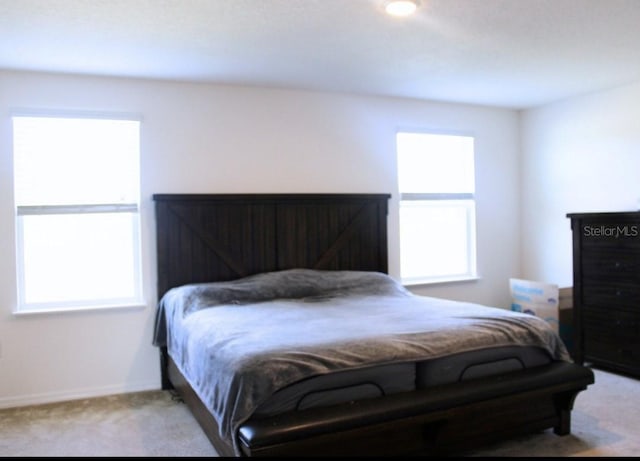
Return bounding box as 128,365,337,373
12,114,143,312
397,132,477,285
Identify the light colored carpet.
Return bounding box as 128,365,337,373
0,367,637,457
0,391,218,457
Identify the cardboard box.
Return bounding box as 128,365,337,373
509,278,559,333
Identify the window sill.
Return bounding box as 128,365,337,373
13,302,147,316
402,275,481,288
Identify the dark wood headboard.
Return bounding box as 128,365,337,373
153,193,391,300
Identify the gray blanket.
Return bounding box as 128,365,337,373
153,269,570,456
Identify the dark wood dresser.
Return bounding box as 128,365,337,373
567,211,640,377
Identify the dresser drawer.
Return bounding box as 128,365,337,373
579,221,640,248
583,307,640,337
584,340,640,371
581,247,640,283
582,282,640,310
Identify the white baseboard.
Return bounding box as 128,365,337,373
0,380,161,410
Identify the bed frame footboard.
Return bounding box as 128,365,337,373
168,357,593,457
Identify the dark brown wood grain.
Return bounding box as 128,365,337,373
154,193,390,300
567,211,640,376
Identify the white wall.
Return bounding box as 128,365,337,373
520,81,640,287
0,70,521,408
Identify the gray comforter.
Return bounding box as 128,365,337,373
153,269,570,456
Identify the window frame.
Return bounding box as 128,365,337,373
11,111,145,314
396,131,478,286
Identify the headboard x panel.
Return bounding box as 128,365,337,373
153,194,391,300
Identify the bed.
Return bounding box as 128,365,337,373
152,193,594,457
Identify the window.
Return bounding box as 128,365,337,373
396,132,477,285
12,113,143,312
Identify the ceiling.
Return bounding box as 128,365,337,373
2,0,640,109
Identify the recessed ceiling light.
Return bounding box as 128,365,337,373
385,0,419,17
